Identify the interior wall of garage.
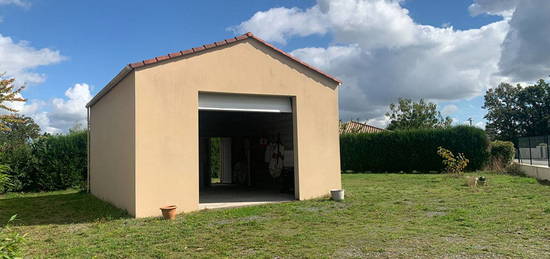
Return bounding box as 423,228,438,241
128,39,340,217
89,72,136,216
198,111,294,189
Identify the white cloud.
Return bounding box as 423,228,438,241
497,0,550,82
0,30,68,133
0,34,65,84
14,83,92,133
230,6,327,44
475,121,486,129
442,104,459,115
468,0,519,17
233,0,549,123
4,93,43,115
320,0,419,49
287,0,508,120
32,111,60,134
365,116,390,129
48,83,92,132
0,0,29,7
231,0,418,49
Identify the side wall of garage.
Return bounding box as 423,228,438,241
90,73,136,216
133,39,341,217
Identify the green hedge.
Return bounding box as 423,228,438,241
0,145,32,192
340,126,490,172
0,131,87,192
27,131,87,191
489,141,515,166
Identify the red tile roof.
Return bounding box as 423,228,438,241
87,32,341,107
127,32,340,83
339,120,387,134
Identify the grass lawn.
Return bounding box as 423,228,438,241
1,173,550,258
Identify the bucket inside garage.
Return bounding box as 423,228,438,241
198,93,296,209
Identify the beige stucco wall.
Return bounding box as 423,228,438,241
517,163,550,181
89,72,136,216
133,39,341,217
91,38,341,218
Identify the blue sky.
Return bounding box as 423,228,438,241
1,0,548,132
0,0,314,100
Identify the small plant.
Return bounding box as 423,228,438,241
0,215,26,259
437,147,469,176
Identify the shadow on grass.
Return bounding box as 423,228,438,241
0,191,129,226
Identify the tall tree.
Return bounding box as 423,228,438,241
386,98,452,130
0,115,40,152
0,75,25,131
483,79,550,141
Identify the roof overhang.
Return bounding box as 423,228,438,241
86,66,132,108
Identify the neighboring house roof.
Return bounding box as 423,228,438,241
86,32,341,108
339,120,387,134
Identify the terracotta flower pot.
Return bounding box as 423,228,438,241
160,205,177,220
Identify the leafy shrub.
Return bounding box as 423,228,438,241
25,131,87,191
488,141,515,172
340,126,489,172
0,215,26,258
0,165,14,193
0,165,14,194
437,147,469,176
490,141,515,163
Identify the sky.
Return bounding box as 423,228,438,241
1,0,549,133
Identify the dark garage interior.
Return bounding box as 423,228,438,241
198,110,296,209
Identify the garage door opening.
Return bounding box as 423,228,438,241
198,94,296,210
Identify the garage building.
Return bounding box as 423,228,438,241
86,32,342,218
